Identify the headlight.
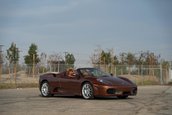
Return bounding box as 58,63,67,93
97,79,104,83
96,78,112,85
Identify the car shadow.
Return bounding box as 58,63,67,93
94,96,134,100
38,94,134,100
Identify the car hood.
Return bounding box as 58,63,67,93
98,76,134,86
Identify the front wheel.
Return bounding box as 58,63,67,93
41,81,52,97
82,82,94,99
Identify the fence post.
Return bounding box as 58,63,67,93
169,61,172,82
0,45,3,81
160,63,163,85
0,64,2,80
141,64,143,85
115,66,116,76
32,54,35,78
14,63,17,86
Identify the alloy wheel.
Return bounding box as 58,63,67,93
82,83,94,99
41,82,50,97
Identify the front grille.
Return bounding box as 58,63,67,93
123,92,130,95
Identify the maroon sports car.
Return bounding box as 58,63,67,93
39,68,137,99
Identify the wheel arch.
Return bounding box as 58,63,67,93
81,81,93,87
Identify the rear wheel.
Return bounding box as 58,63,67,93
82,82,94,99
41,81,52,97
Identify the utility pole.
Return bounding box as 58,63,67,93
0,45,3,81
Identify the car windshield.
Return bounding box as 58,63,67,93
78,68,110,77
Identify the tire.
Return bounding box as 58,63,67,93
41,81,52,97
117,95,128,99
82,82,94,99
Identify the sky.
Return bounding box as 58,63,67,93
0,0,172,67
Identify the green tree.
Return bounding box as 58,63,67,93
100,50,112,64
126,52,136,75
119,52,127,65
161,60,169,69
24,43,40,77
135,51,160,75
126,52,136,65
145,51,159,65
65,53,75,68
145,51,159,75
6,42,20,83
137,52,147,65
113,55,119,65
24,43,40,66
6,42,19,64
99,50,113,72
119,53,127,74
136,51,147,75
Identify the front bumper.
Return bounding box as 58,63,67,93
93,84,137,97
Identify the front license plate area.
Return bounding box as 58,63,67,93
115,90,123,95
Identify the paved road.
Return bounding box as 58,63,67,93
0,86,172,115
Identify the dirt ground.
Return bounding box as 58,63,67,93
0,71,39,84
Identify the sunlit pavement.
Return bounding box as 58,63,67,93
0,86,172,115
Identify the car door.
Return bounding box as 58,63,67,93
49,73,61,93
59,75,81,95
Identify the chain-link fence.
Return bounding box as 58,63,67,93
93,64,170,85
0,63,171,86
0,63,75,87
